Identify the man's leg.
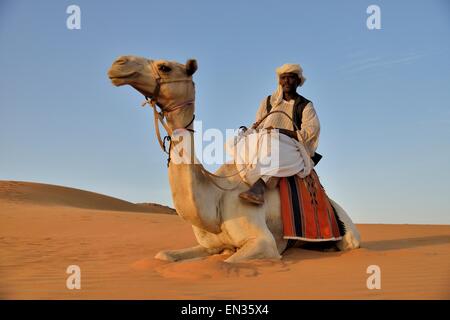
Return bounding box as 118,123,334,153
239,177,268,205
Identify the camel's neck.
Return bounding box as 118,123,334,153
167,130,221,234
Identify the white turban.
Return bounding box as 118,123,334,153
276,63,306,87
269,63,307,107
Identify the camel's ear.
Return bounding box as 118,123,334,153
186,59,198,76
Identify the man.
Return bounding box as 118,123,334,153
236,63,321,205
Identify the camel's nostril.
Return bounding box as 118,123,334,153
115,57,128,65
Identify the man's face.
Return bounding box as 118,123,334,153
279,73,300,93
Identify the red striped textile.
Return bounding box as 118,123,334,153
279,170,343,241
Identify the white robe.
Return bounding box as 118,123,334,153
226,87,320,186
255,92,321,158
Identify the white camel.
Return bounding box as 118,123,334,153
108,56,360,263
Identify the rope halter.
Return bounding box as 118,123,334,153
140,60,195,166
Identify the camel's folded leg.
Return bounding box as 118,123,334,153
155,245,222,262
224,236,281,263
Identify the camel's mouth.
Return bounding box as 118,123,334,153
108,71,139,86
108,56,147,86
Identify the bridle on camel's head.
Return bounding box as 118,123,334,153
141,60,196,166
144,60,196,115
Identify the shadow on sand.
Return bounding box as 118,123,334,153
363,235,450,251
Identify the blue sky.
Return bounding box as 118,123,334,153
1,0,449,224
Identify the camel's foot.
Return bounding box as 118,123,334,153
155,245,222,262
224,237,281,263
155,250,178,262
336,231,361,251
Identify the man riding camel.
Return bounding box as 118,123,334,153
234,63,321,205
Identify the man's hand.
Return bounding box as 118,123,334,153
265,126,274,134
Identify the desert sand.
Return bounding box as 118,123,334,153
0,180,449,299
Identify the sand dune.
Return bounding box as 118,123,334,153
0,180,175,214
0,181,449,299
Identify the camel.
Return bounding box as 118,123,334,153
107,55,361,263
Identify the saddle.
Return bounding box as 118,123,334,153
279,170,346,241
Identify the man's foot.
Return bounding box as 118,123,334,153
239,179,266,205
239,191,264,205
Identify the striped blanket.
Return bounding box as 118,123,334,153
279,170,345,242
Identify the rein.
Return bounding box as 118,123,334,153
141,62,298,190
142,95,245,191
141,97,195,151
251,110,300,131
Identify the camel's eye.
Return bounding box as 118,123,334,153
158,64,171,73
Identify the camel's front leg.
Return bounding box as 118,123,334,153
155,245,222,262
224,235,281,263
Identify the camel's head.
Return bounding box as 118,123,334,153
108,55,198,130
